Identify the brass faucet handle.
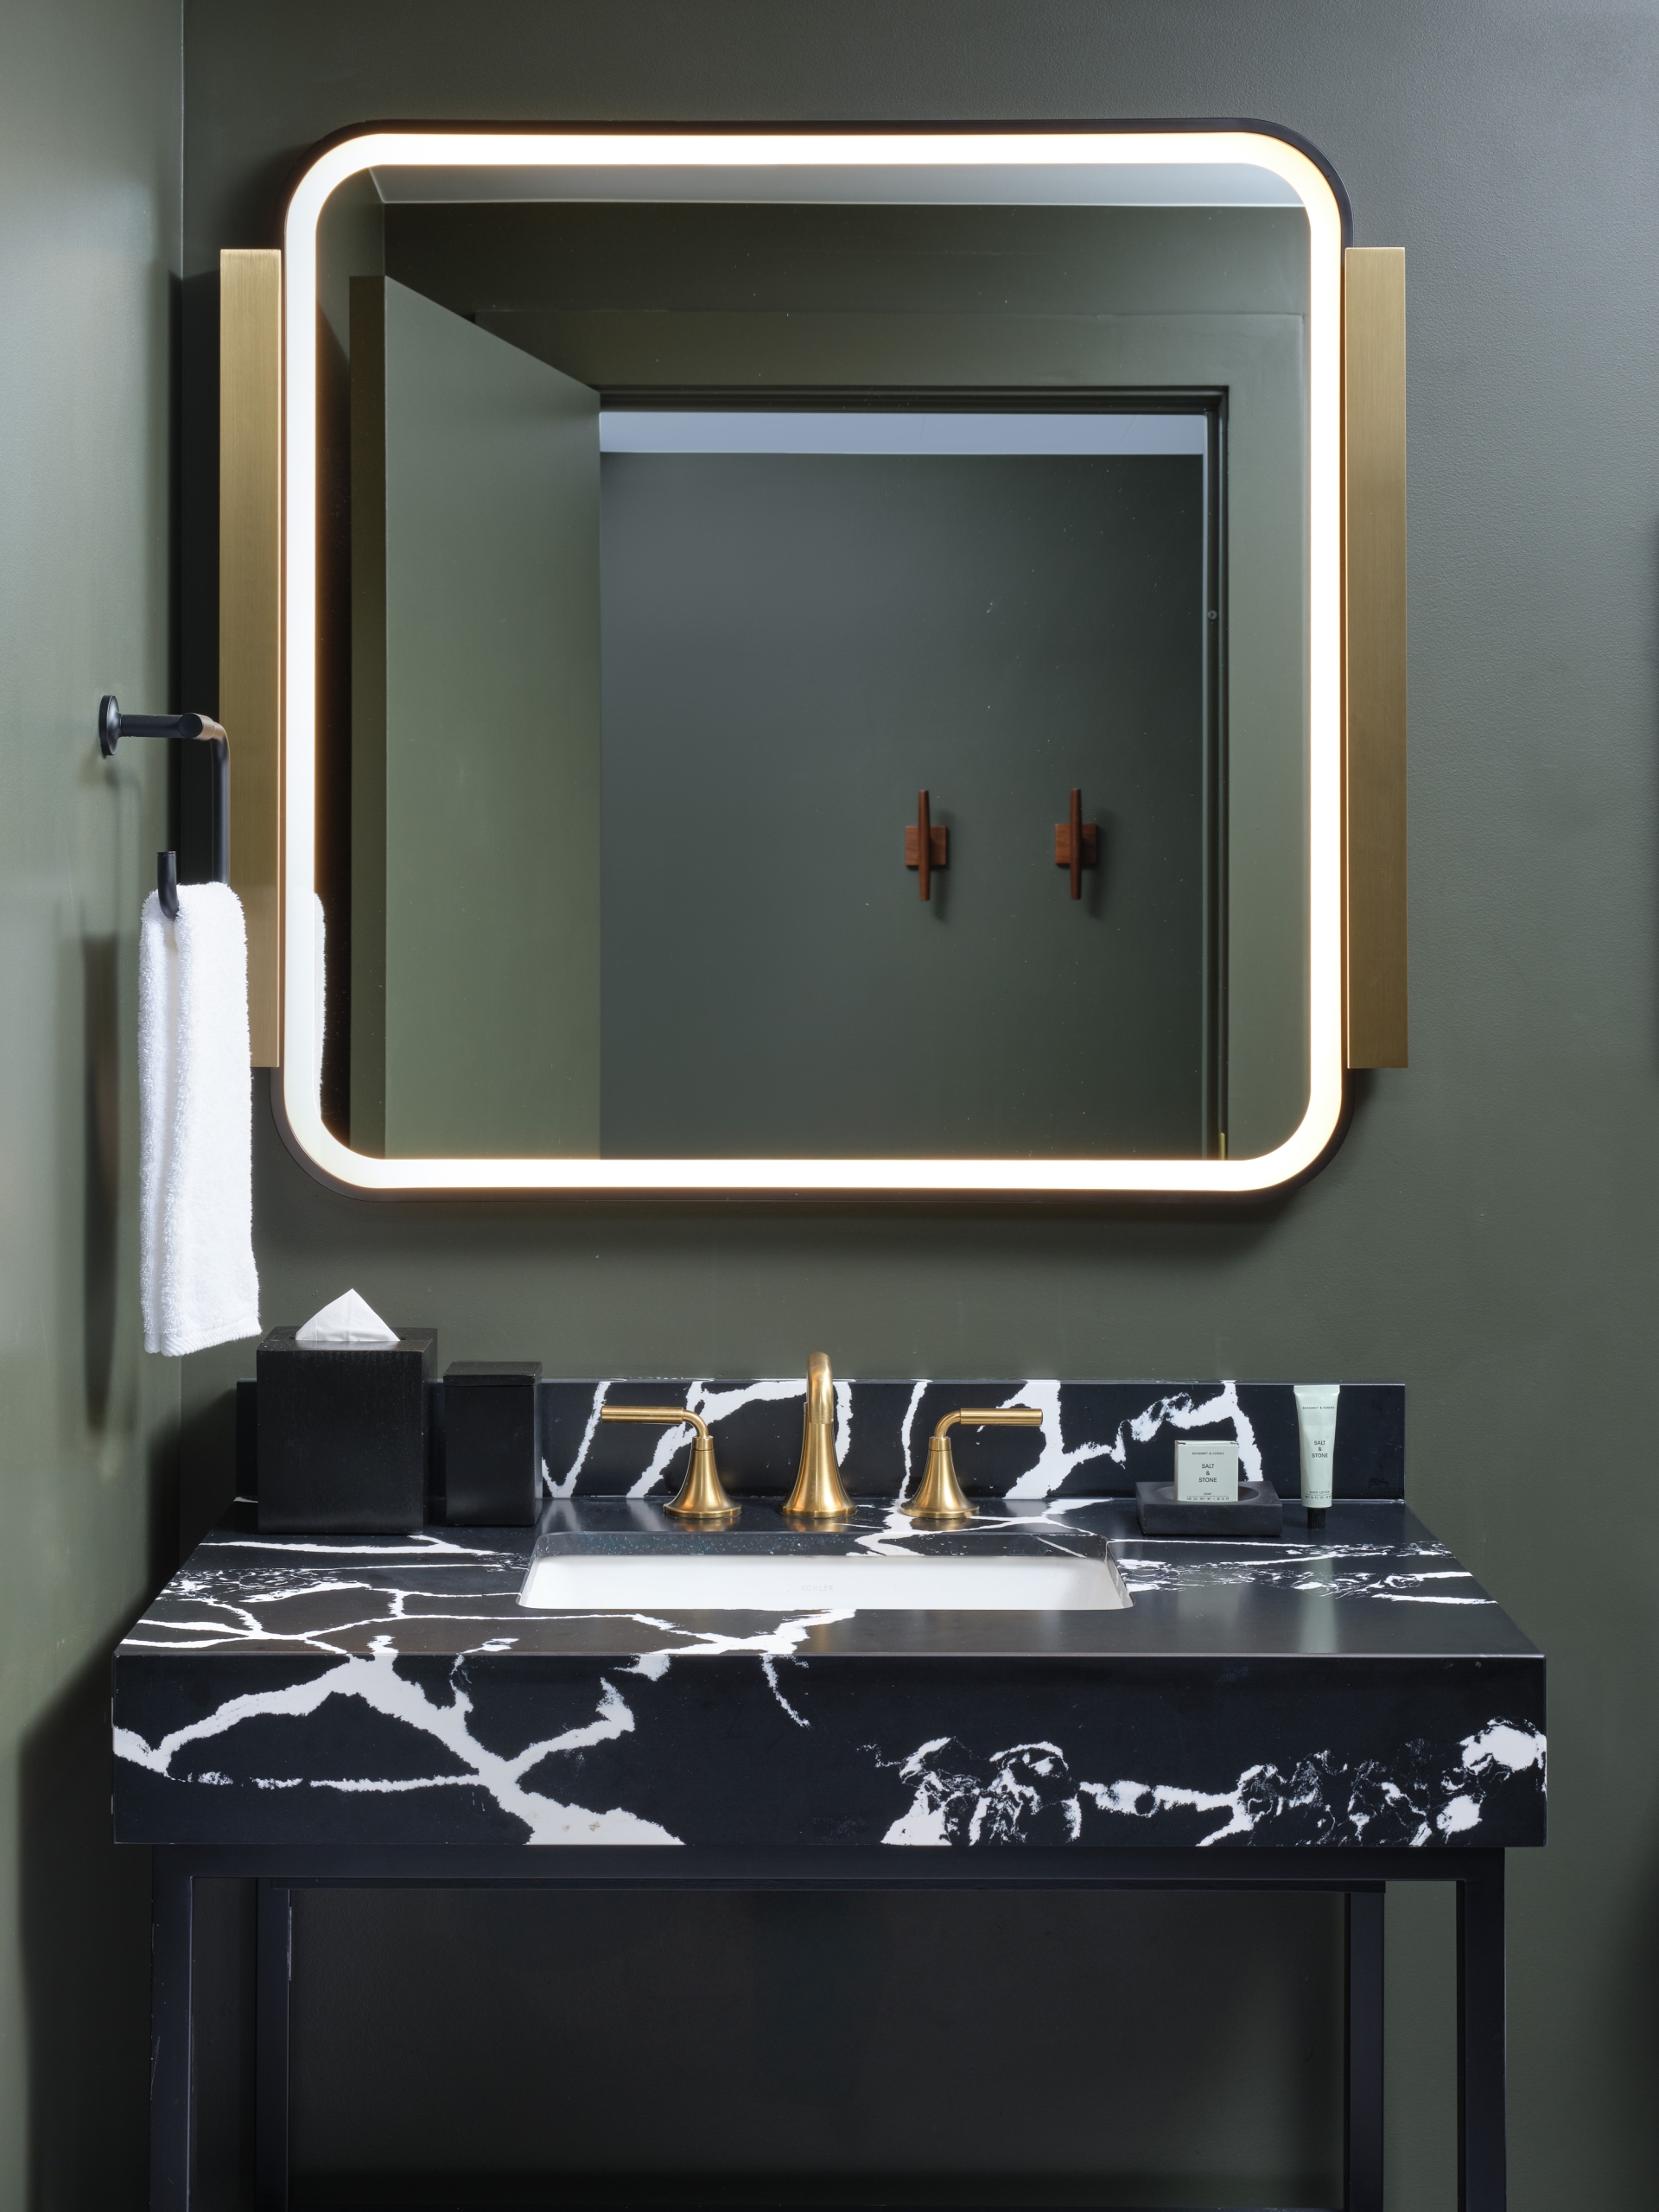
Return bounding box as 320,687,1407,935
904,1407,1045,1523
601,1404,707,1431
599,1405,737,1525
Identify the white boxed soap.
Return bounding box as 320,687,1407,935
1173,1439,1239,1503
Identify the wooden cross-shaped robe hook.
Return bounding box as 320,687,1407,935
905,790,950,900
1054,787,1099,898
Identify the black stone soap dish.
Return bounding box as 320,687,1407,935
1135,1479,1284,1538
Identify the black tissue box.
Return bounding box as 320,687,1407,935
257,1327,436,1532
442,1363,542,1525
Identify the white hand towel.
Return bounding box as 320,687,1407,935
139,882,261,1357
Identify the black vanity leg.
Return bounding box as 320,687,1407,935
1344,1886,1385,2212
149,1853,194,2211
1457,1852,1507,2212
255,1881,293,2212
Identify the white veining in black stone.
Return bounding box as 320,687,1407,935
876,1718,1548,1849
115,1493,1544,1855
512,1377,1407,1509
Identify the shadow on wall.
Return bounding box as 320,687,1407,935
180,1382,241,1559
13,865,186,2202
83,933,120,1429
21,1642,152,2210
1611,1835,1659,2176
27,910,178,2207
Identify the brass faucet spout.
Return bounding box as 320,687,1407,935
805,1351,835,1427
783,1353,853,1522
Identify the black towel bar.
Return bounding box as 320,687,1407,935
98,696,228,920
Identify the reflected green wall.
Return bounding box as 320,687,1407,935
363,279,602,1159
176,3,1659,2208
599,448,1211,1156
392,198,1311,1155
0,0,181,2197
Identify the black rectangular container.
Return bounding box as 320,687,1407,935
442,1363,542,1525
1135,1478,1284,1538
257,1327,436,1532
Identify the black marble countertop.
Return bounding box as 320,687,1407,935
120,1496,1531,1660
113,1496,1545,1854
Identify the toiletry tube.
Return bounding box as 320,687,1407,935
1293,1384,1340,1530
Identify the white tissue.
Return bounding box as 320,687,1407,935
296,1287,399,1347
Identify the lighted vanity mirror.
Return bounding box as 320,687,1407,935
281,129,1347,1196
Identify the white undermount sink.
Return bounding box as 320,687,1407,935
518,1548,1129,1613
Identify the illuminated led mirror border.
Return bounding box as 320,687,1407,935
281,128,1344,1197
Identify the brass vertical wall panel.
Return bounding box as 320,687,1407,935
1343,246,1408,1067
219,248,283,1065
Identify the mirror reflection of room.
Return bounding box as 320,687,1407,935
315,190,1310,1162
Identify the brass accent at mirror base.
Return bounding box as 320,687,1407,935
1343,246,1408,1070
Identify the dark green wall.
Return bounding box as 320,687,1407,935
176,3,1659,2207
0,0,181,2200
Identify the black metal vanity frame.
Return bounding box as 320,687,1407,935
148,1841,1505,2212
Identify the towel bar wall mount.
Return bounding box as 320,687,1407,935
98,696,229,921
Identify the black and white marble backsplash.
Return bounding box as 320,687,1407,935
239,1376,1404,1514
527,1378,1404,1507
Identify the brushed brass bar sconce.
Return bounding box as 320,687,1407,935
1054,787,1099,898
1343,246,1408,1069
220,248,283,1067
904,789,949,900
